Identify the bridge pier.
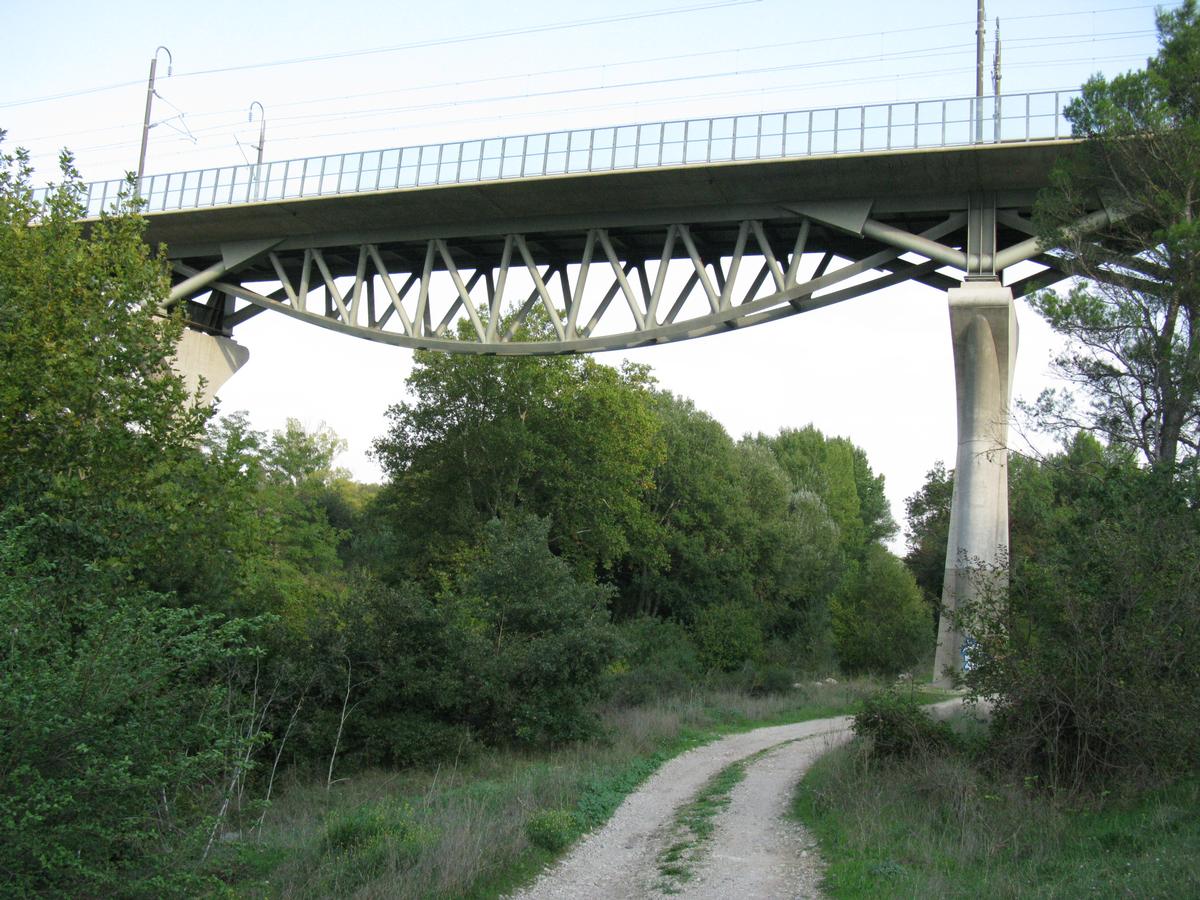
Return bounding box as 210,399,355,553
933,279,1016,686
173,328,249,405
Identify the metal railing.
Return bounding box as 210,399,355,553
55,90,1079,218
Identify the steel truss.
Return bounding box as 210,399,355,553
167,198,1080,355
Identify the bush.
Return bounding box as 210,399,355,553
852,690,957,759
609,616,702,704
831,544,930,674
692,602,765,672
0,541,261,897
318,802,429,892
525,808,578,853
330,515,622,759
958,461,1200,789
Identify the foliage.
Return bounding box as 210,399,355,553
446,514,622,744
830,544,930,675
1030,1,1200,465
955,460,1200,789
902,460,953,631
617,399,843,663
0,141,273,896
0,541,262,896
692,601,765,673
524,809,578,853
851,690,956,759
609,616,703,705
371,341,662,578
318,514,621,762
754,425,896,555
794,743,1200,899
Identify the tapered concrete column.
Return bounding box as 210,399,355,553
173,328,249,405
933,280,1016,686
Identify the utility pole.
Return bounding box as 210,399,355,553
136,46,173,186
248,101,266,199
975,0,985,143
993,17,1002,141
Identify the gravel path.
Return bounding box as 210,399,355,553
508,715,854,900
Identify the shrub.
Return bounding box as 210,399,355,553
525,808,578,853
958,461,1200,789
692,602,765,672
853,690,956,759
0,542,261,897
745,661,796,696
610,616,702,704
831,544,930,674
318,802,429,892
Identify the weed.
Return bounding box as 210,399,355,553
524,809,577,853
654,745,776,892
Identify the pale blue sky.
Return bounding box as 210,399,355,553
1,1,1174,544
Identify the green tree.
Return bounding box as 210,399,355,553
830,543,931,675
615,393,752,622
956,458,1200,788
903,460,953,631
1031,1,1200,465
371,346,662,579
753,426,895,557
0,142,263,894
324,515,620,761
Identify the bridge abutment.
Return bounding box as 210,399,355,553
173,328,249,405
934,279,1016,686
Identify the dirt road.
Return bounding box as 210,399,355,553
509,715,852,899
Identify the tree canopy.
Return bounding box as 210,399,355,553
1031,1,1200,465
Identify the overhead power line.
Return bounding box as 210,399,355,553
1,0,1173,112
0,0,759,110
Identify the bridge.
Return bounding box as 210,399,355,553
77,88,1111,684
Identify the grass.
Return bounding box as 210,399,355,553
213,679,920,898
655,744,775,893
790,722,1200,899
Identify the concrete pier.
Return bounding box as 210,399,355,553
173,329,249,405
933,280,1016,686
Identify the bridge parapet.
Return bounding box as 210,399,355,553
53,90,1077,218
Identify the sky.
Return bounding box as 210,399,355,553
1,0,1174,548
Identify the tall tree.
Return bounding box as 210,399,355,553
0,142,261,895
371,345,662,578
1031,1,1200,465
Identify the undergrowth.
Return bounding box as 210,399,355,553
791,720,1200,899
655,745,774,893
216,679,905,898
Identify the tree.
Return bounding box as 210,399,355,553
829,543,930,675
955,457,1200,789
753,426,895,557
371,344,662,579
1031,1,1200,465
903,461,953,631
0,141,264,894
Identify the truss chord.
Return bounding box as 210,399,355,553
784,218,811,287
169,201,1073,355
435,238,487,340
312,250,350,323
415,241,435,338
646,223,678,326
740,263,771,306
720,220,748,309
488,236,514,342
750,220,786,292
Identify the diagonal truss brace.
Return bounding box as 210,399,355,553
167,208,1081,355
